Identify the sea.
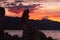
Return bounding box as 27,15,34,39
4,30,60,40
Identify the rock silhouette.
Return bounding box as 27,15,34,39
21,9,29,20
21,9,39,40
0,7,5,34
21,9,50,40
47,37,55,40
21,9,29,30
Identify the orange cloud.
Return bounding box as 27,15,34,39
5,3,60,22
5,8,60,22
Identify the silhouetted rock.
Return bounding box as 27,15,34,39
47,37,54,40
4,32,12,40
21,9,29,30
0,7,5,17
0,7,5,36
39,31,47,40
21,9,47,40
21,9,29,20
12,35,21,40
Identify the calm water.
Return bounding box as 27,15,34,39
4,30,60,40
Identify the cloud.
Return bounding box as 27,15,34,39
43,0,60,2
23,0,43,2
49,15,60,17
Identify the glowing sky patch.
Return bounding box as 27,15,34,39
4,0,60,22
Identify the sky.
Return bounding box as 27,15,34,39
3,0,60,22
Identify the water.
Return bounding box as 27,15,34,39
4,30,60,40
40,30,60,40
4,30,23,37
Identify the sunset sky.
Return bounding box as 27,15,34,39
3,0,60,22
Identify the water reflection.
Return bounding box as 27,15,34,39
4,30,60,40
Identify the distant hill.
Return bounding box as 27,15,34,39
3,16,60,30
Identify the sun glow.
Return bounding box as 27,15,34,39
4,2,60,22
